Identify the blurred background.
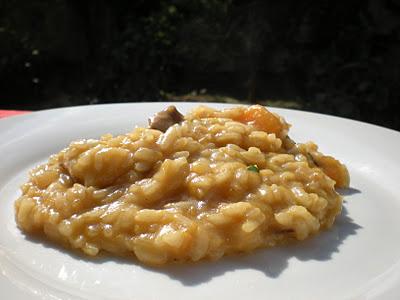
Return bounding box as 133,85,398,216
1,0,399,130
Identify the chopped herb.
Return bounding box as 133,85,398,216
247,165,259,173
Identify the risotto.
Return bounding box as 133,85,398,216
15,105,349,266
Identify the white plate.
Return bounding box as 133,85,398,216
1,102,400,300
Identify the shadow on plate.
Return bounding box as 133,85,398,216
21,187,361,286
337,187,361,196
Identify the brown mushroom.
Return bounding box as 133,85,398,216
148,105,184,132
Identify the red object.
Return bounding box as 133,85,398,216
0,110,31,118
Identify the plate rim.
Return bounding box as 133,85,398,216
1,101,399,136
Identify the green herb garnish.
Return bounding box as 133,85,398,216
247,165,259,173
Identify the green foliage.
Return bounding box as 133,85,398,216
0,0,399,130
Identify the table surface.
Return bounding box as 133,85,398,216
0,110,30,118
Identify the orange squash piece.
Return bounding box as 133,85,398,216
235,105,283,135
314,155,350,188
